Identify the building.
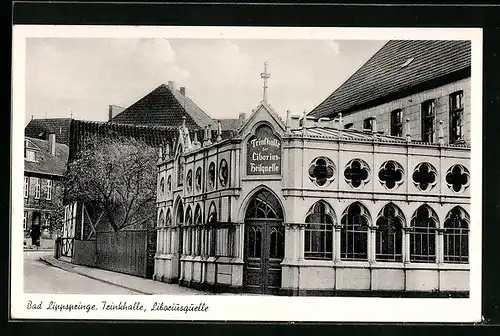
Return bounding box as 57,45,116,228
308,40,471,145
154,101,470,296
23,134,68,248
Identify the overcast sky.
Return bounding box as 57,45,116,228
25,38,387,125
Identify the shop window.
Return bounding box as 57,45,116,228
363,117,374,131
219,159,229,187
421,100,436,142
391,109,403,137
24,177,29,198
445,164,470,193
378,161,404,190
410,205,437,263
34,178,41,199
159,177,165,195
376,204,404,262
449,91,464,144
444,207,469,264
412,162,437,192
340,202,369,261
195,167,202,192
304,201,335,260
207,162,216,191
186,169,193,193
344,159,370,189
308,157,335,187
46,180,52,200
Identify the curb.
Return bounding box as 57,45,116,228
39,256,151,295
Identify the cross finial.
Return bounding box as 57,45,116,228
260,61,271,103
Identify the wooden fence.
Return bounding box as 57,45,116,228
96,229,156,278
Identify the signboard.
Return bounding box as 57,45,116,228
246,124,281,176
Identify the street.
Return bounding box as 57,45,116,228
23,251,140,294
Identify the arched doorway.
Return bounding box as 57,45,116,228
244,189,284,294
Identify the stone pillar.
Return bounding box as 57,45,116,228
334,225,342,262
368,226,377,262
403,227,411,263
436,228,444,264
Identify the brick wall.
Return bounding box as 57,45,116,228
341,78,471,144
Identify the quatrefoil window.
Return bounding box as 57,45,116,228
412,162,437,191
445,165,470,193
308,157,335,186
344,159,370,188
378,161,404,190
219,159,229,187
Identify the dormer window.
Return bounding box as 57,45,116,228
363,117,374,131
25,149,36,162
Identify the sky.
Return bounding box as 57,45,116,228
25,38,387,125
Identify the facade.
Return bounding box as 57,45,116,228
154,102,471,296
23,134,68,248
308,40,471,145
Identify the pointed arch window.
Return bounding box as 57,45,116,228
341,203,370,260
219,159,229,187
444,207,469,264
410,205,437,262
166,209,172,226
208,202,217,225
176,202,184,226
177,154,185,187
245,190,283,219
304,201,335,260
207,162,216,191
158,209,165,227
184,206,193,254
376,204,404,262
167,175,172,195
194,204,203,256
159,177,165,195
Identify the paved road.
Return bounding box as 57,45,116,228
23,251,140,294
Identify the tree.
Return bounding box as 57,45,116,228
65,136,158,232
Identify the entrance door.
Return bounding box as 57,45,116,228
31,212,41,247
244,190,284,295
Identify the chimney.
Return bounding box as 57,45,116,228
168,80,175,92
180,86,186,96
48,133,56,156
108,105,113,121
285,110,291,133
290,115,300,129
216,120,222,142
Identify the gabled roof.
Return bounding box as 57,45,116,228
309,40,471,119
110,84,216,129
218,118,242,132
24,118,73,146
24,137,69,177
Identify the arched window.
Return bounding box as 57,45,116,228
185,206,193,254
176,202,184,226
159,177,165,195
341,202,370,260
167,175,172,195
207,162,216,190
186,169,193,193
207,202,217,225
166,209,172,226
194,204,202,225
195,167,202,192
158,209,165,227
177,154,184,187
410,205,437,262
444,207,469,263
376,204,404,262
219,159,229,187
304,201,335,260
194,204,203,255
245,190,283,219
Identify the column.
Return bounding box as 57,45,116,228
368,226,377,263
334,225,342,262
436,228,444,264
403,227,411,263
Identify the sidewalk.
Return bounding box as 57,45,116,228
40,255,211,295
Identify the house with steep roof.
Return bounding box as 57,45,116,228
308,40,471,145
24,134,69,249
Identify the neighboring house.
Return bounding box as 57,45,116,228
155,100,470,297
308,40,471,145
23,134,69,248
24,117,73,146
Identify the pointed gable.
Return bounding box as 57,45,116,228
110,84,216,129
309,40,471,119
238,102,286,137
